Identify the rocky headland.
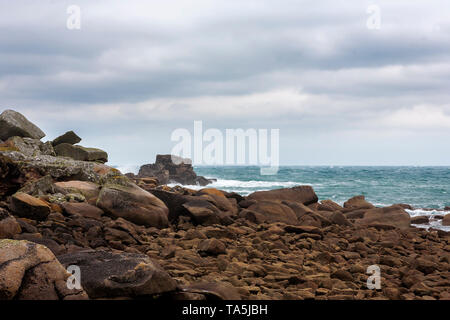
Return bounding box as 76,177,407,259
0,109,449,300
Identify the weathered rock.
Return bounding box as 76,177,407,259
52,131,82,146
97,183,169,228
181,282,241,300
60,202,104,220
247,201,298,225
331,270,353,281
442,214,450,226
411,216,430,224
0,152,122,185
343,195,374,211
0,209,21,239
9,192,50,221
356,205,411,230
54,180,100,200
54,143,108,163
0,136,54,157
284,225,322,235
198,238,226,256
57,249,177,299
247,186,318,206
19,175,56,196
329,211,352,226
182,199,221,225
319,200,344,212
0,239,88,300
0,110,45,141
138,154,212,186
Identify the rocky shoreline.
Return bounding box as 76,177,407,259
0,109,449,300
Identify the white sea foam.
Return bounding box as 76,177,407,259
114,165,140,175
167,179,304,194
406,209,450,232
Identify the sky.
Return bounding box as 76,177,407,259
1,0,450,167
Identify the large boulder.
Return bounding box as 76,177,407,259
247,186,318,206
246,201,298,225
355,205,411,230
52,131,81,146
0,110,45,141
0,239,88,300
96,183,169,228
54,143,108,163
9,192,50,221
57,250,177,299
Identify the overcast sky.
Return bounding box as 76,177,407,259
1,0,450,167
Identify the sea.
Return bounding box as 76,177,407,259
118,165,450,231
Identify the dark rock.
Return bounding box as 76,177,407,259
52,131,82,146
57,249,177,299
0,110,45,141
411,216,430,224
19,175,56,196
54,143,108,163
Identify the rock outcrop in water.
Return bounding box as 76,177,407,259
136,154,214,186
0,109,449,301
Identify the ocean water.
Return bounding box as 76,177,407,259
118,165,450,230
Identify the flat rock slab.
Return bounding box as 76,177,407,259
60,202,104,220
54,143,108,163
0,110,45,141
247,186,318,206
9,192,50,221
57,250,177,299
